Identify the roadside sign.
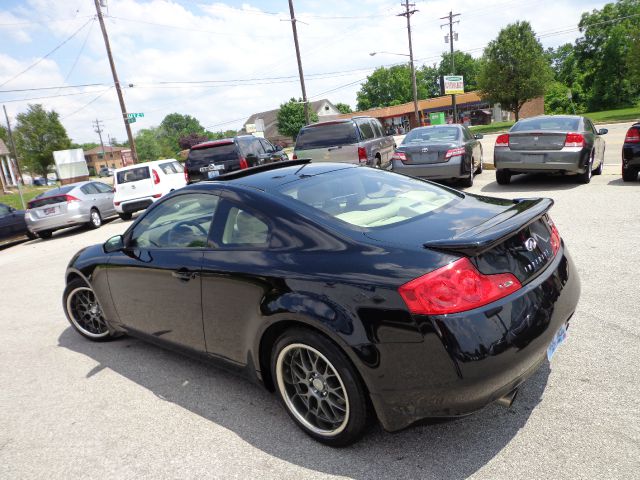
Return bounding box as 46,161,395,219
127,117,136,124
127,112,144,119
443,75,464,95
429,112,446,125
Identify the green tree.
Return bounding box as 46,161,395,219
477,21,553,120
544,81,586,114
335,103,352,114
159,113,207,154
629,30,640,86
13,104,71,177
437,51,480,91
356,64,440,110
134,127,174,162
0,124,7,145
276,98,318,139
70,142,99,151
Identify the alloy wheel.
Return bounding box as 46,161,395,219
276,343,350,437
90,210,102,228
65,287,109,338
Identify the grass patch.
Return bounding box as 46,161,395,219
585,105,640,123
469,121,514,135
0,186,52,210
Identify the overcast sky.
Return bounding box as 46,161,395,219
0,0,607,144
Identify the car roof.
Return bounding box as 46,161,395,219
114,159,178,172
194,161,356,192
519,115,583,121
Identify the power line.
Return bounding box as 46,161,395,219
61,87,113,120
0,18,94,89
0,88,112,103
0,14,94,27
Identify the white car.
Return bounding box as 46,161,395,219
113,159,187,220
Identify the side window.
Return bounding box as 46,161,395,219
80,183,99,195
221,206,270,247
462,127,473,141
130,194,219,249
358,120,375,140
371,120,383,138
0,204,11,216
585,119,597,134
259,138,274,153
93,182,113,193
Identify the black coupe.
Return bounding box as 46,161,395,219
63,160,580,446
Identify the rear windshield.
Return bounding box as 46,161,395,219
159,161,183,174
29,186,75,208
511,117,580,132
402,127,460,144
278,168,457,228
188,144,238,166
295,123,358,150
116,166,150,184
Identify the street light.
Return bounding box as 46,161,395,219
369,51,420,127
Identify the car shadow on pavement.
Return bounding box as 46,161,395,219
607,178,640,186
481,174,582,193
58,327,550,480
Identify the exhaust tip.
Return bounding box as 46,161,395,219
496,388,519,408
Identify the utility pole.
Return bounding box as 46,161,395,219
441,11,460,123
2,105,25,208
93,0,137,162
398,1,420,128
93,119,106,159
287,0,310,125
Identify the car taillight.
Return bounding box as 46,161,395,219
445,147,465,159
152,193,162,198
624,127,640,143
398,257,522,315
152,169,160,184
184,164,189,183
292,153,298,160
495,133,510,147
547,217,561,255
358,147,367,163
239,157,248,169
564,132,584,148
114,201,121,206
65,195,80,202
391,151,408,164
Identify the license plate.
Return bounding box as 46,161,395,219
547,323,568,361
207,170,219,179
43,207,57,215
524,154,544,163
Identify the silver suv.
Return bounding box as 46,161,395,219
293,116,395,168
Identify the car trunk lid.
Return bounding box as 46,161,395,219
115,165,154,201
508,132,567,151
399,143,455,164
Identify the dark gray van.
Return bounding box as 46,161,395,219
293,116,395,167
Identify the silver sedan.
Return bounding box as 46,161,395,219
26,181,118,239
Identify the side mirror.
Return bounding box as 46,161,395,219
598,128,608,135
103,234,124,253
9,206,16,212
474,133,484,139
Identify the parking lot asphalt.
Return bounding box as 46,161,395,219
1,169,639,479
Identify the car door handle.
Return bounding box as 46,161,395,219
172,269,197,281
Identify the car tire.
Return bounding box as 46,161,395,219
63,278,115,342
622,166,638,182
592,151,603,176
578,157,593,184
88,208,102,229
476,149,484,174
271,328,370,447
26,231,37,240
496,169,511,185
118,212,132,221
460,159,474,188
38,230,53,239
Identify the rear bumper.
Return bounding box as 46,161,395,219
115,198,155,214
622,144,640,169
495,148,589,173
391,156,464,179
26,212,89,233
366,246,580,432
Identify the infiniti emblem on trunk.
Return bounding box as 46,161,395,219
524,238,537,251
421,147,429,152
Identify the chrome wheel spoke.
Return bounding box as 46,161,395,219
66,286,109,338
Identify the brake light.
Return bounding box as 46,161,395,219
152,193,162,198
239,157,248,169
392,151,408,164
495,133,510,147
547,217,561,255
358,147,367,163
65,195,80,202
398,258,522,315
624,127,640,143
564,132,584,148
292,153,298,160
152,169,160,184
184,164,189,183
114,201,121,206
445,147,465,159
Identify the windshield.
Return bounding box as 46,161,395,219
278,168,457,228
116,166,150,184
295,123,358,150
188,144,238,166
511,117,580,132
402,127,460,144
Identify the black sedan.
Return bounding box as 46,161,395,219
494,115,607,185
622,122,640,182
63,160,580,446
391,125,484,187
0,202,35,244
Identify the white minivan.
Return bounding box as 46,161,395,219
113,159,187,219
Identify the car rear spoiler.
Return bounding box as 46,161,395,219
423,197,554,256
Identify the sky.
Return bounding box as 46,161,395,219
0,0,608,144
